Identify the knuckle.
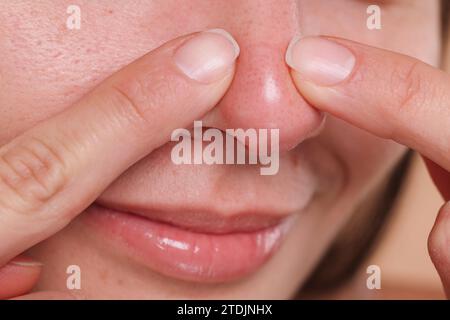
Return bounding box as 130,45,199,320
109,70,186,128
391,60,426,113
110,81,149,126
379,60,428,139
0,137,69,214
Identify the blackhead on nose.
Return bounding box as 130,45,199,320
201,0,325,152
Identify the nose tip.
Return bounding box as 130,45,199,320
203,42,325,152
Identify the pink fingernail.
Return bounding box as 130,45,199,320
10,257,43,268
174,29,240,84
286,36,356,86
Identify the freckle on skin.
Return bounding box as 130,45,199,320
99,269,109,282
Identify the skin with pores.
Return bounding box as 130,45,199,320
0,0,448,299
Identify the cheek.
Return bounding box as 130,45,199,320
323,118,408,193
0,0,237,145
299,0,440,66
0,1,181,144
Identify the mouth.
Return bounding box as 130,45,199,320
81,203,296,283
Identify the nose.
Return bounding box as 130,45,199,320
201,0,324,152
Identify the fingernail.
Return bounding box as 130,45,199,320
286,36,356,86
10,256,43,268
174,29,240,84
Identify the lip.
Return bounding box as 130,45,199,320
81,204,295,283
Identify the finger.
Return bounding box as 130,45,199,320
0,29,239,266
428,202,450,298
286,36,450,172
424,159,450,201
12,291,76,300
0,255,42,299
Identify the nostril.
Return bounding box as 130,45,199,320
291,112,327,150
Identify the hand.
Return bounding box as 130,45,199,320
287,36,450,297
0,29,238,299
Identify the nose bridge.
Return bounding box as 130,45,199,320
220,0,300,41
203,0,324,151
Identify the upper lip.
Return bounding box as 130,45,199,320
94,200,289,234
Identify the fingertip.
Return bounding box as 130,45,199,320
0,256,42,300
286,36,356,86
428,202,450,296
173,28,240,84
12,291,79,300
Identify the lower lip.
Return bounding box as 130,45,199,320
81,205,292,283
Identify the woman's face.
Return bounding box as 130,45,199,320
0,0,440,298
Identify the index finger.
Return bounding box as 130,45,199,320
0,29,239,266
286,36,450,172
